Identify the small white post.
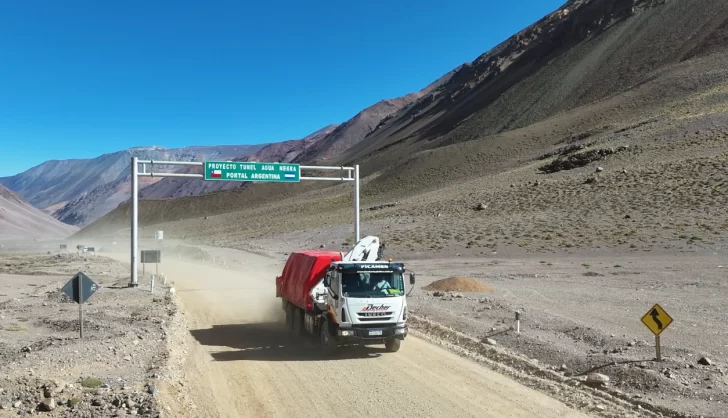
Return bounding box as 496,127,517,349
515,311,521,333
655,335,661,362
79,276,84,340
354,164,360,242
150,274,155,293
130,156,139,287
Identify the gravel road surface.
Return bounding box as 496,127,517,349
106,249,593,418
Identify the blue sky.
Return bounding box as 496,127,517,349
0,0,564,177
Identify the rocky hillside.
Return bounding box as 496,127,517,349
332,0,727,187
293,69,460,164
0,184,77,240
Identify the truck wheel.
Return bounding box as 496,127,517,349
320,321,337,355
285,304,294,331
292,308,303,336
385,338,401,352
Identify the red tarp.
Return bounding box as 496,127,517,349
276,250,342,311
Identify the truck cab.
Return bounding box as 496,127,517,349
315,260,414,353
278,236,415,355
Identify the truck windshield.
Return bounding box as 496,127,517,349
341,271,405,297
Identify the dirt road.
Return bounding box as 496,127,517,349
107,248,593,418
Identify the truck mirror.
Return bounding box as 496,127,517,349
409,272,416,285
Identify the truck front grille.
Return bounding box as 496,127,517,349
358,316,394,322
357,311,394,322
358,311,393,317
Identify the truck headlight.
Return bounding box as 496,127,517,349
395,328,407,335
338,329,355,336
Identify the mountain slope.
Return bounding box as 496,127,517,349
292,69,459,164
0,145,266,211
0,184,77,240
138,124,338,200
139,73,460,201
52,175,164,227
332,0,728,177
78,0,728,250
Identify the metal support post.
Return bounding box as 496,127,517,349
130,156,139,287
79,279,84,339
354,164,360,242
656,335,661,362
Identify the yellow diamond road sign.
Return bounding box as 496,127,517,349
641,303,673,336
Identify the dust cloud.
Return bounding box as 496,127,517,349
259,296,286,323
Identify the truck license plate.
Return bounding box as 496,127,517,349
369,329,383,336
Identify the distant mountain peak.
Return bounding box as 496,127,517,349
129,146,167,151
0,143,268,226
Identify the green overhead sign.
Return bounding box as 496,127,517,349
204,161,301,182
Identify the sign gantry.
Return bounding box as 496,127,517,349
129,157,360,287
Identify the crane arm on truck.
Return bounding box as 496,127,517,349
341,236,384,262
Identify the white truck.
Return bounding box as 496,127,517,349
276,236,415,354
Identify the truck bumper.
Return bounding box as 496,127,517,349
335,325,408,344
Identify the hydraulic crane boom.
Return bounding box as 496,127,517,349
341,236,384,262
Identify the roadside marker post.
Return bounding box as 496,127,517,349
641,303,673,362
61,272,99,340
128,157,361,287
155,230,164,253
515,311,521,333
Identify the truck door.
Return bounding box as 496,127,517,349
326,270,342,321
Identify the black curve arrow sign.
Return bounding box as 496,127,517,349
650,308,663,329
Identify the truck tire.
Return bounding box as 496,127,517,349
319,320,337,356
285,304,294,332
385,338,401,352
292,308,303,336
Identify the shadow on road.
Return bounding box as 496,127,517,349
190,322,387,361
